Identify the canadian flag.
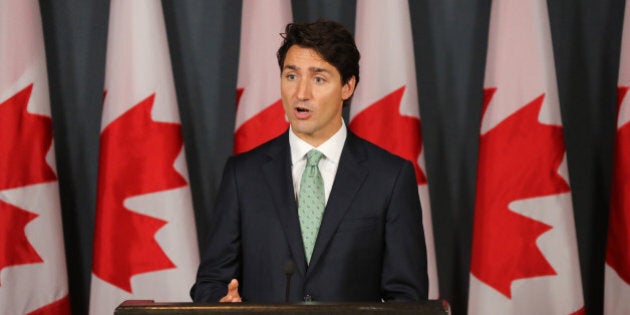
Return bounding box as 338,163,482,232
0,0,71,314
89,1,199,314
234,0,292,154
468,1,584,314
604,1,630,314
350,0,439,299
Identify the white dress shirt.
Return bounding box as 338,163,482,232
289,121,347,204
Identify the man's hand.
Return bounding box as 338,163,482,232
219,279,242,302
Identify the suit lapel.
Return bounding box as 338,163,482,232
261,132,308,276
308,132,368,272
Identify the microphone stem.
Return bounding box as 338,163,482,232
285,274,291,302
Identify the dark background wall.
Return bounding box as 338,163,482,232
36,0,625,314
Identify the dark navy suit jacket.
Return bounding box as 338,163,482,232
191,130,428,302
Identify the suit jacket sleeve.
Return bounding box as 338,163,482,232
381,160,429,301
191,157,241,302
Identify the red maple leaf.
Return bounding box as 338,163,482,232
0,200,43,285
0,84,56,284
349,86,426,185
234,88,288,154
235,87,244,111
27,294,70,315
92,94,187,292
606,86,630,285
0,84,57,190
570,307,586,315
471,88,569,298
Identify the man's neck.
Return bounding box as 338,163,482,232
291,121,343,147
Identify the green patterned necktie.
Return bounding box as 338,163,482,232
298,149,325,264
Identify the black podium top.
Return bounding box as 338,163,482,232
115,300,451,315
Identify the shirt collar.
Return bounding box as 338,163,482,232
289,120,347,165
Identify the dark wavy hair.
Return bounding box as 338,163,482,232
277,19,360,107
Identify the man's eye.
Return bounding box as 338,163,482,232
314,77,325,84
286,74,296,80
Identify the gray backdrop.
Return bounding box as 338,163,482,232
36,0,624,314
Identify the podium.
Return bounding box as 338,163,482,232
115,300,451,315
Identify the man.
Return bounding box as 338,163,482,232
191,20,428,303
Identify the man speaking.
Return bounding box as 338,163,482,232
191,20,428,303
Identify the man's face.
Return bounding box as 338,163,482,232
281,45,355,147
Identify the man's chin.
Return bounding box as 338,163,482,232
292,128,315,139
290,121,314,134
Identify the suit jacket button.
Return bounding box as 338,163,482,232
303,294,313,302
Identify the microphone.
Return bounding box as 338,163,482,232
283,260,295,303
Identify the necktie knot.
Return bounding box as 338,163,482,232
306,150,324,167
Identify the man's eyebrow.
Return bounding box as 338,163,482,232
309,67,330,74
282,65,331,74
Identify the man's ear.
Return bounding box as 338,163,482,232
341,76,356,100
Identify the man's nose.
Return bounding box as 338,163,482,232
296,79,311,100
